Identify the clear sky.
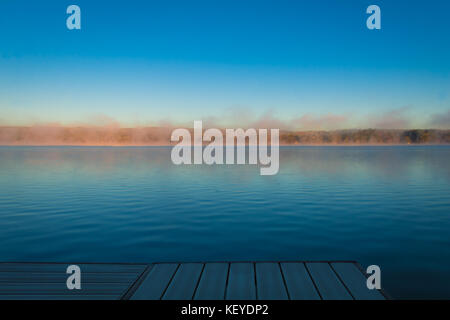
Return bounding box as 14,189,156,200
0,0,449,129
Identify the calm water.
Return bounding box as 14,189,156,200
0,146,449,299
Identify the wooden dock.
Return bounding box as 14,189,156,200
0,261,387,300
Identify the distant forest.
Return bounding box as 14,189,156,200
0,126,449,145
279,129,450,144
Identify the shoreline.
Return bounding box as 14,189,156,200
1,143,449,147
1,127,449,146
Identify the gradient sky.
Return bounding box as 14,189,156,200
0,0,449,129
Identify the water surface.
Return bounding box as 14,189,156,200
0,146,449,299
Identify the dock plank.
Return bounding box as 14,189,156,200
0,263,145,300
306,263,353,300
255,263,288,300
0,272,139,283
194,263,228,300
0,295,119,300
226,263,256,300
0,283,130,295
162,263,203,300
0,263,146,273
0,261,387,300
130,263,178,300
280,262,320,300
331,263,385,300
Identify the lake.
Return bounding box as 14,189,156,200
0,146,449,299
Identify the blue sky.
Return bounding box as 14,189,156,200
0,0,449,129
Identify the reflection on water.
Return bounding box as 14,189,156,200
0,146,449,299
